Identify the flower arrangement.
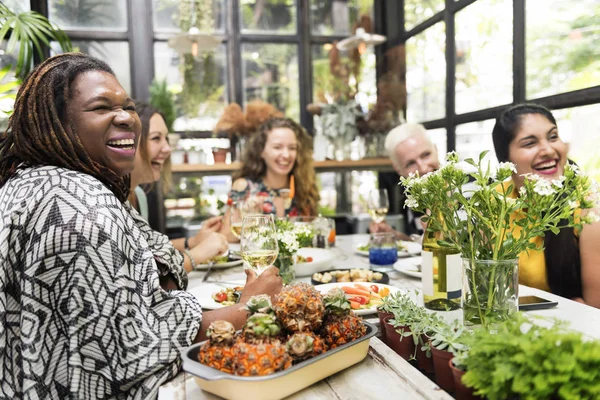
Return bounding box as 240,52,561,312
214,100,283,137
401,151,599,328
273,219,314,284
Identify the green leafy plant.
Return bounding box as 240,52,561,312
459,314,600,400
0,4,72,80
149,78,177,132
0,65,19,116
402,151,599,328
429,319,470,355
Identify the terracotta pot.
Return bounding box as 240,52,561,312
416,335,435,374
449,359,483,400
377,310,393,344
431,346,454,393
382,316,415,360
213,148,229,163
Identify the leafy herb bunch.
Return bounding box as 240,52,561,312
400,151,599,262
458,313,600,400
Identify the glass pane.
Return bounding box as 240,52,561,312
526,0,600,99
240,0,296,34
455,119,497,168
51,41,131,95
48,0,127,31
404,0,445,31
310,0,373,36
242,43,299,122
154,42,228,131
2,1,29,12
312,44,376,111
406,21,445,123
153,0,225,33
428,127,447,163
552,104,600,180
455,0,513,115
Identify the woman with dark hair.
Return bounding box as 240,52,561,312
0,53,282,398
221,117,320,240
492,103,600,307
129,102,227,268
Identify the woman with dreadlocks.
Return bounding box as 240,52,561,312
0,53,282,399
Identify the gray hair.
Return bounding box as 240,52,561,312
384,123,431,165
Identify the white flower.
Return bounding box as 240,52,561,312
405,195,419,209
533,179,556,196
567,163,580,174
551,179,564,189
498,161,517,174
455,161,478,175
519,186,527,197
522,173,541,182
586,211,600,223
506,197,517,206
568,200,578,209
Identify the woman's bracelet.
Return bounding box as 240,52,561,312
184,236,191,250
184,248,198,271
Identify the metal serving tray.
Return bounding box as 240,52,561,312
181,321,377,400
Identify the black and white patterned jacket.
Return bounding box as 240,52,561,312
0,166,202,399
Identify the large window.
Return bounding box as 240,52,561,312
526,0,600,99
402,0,600,174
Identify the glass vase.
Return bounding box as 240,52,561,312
462,258,518,330
274,254,296,284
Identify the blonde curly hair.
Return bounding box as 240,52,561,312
233,118,320,216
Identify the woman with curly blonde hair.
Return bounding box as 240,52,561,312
223,118,320,239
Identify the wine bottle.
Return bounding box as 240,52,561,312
421,215,462,311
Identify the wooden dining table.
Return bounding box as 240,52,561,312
158,234,600,399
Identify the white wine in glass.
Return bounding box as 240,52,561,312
240,214,279,275
367,189,389,224
229,198,262,239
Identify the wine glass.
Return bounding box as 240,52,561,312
240,214,279,275
229,197,263,239
367,188,389,224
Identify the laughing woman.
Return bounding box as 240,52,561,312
129,102,227,269
221,117,320,241
492,103,600,308
0,53,282,399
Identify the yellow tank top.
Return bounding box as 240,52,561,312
506,180,580,292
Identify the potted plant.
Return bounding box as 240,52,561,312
429,319,470,393
382,291,424,360
455,313,600,400
402,151,598,329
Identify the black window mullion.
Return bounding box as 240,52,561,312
128,0,153,101
513,0,526,104
445,0,456,152
298,0,312,132
229,0,243,106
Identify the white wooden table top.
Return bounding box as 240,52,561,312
159,234,600,399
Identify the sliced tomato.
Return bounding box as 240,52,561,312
214,291,228,303
349,296,367,305
305,256,313,262
370,284,379,293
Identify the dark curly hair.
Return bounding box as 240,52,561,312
233,117,320,215
0,52,131,202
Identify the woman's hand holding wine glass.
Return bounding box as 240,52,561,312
240,214,279,275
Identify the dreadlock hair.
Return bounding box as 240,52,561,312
492,103,582,299
0,52,131,202
233,117,320,216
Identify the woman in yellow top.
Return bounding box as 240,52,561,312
492,103,600,308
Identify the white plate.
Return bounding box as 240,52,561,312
355,240,421,258
314,282,404,316
193,259,243,271
295,247,336,277
393,257,422,279
187,281,245,310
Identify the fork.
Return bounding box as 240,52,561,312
202,260,215,283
